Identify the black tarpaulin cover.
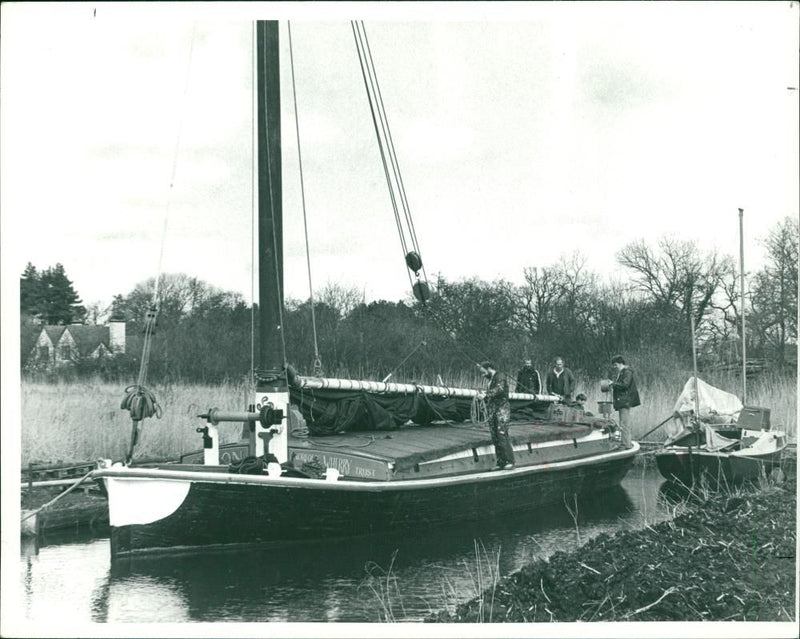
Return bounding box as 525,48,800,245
289,387,556,436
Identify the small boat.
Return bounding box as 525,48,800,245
655,204,791,488
655,378,787,485
94,21,638,563
656,209,789,487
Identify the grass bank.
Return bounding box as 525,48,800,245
19,368,796,466
428,475,797,622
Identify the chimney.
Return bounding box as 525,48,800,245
109,320,126,354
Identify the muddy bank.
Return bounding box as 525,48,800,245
428,476,796,623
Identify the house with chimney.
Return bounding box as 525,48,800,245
27,320,126,368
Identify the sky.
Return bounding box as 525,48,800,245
1,3,798,636
1,1,798,316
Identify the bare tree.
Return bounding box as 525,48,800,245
514,265,562,335
318,282,363,319
750,217,799,367
122,273,229,325
617,237,733,329
704,262,744,364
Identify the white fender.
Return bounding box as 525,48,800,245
106,477,191,527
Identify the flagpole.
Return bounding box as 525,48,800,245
690,312,700,426
739,207,747,404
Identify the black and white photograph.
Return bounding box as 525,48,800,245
1,1,797,637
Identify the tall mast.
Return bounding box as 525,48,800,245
256,21,285,388
690,312,700,425
739,207,746,404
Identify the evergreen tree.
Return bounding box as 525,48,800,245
109,294,127,321
38,263,86,325
20,262,43,317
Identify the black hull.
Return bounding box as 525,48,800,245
107,452,635,562
655,447,785,486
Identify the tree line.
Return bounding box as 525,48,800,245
20,217,798,383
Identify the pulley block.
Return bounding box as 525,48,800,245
413,280,431,303
405,251,423,273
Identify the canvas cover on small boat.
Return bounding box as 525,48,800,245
703,424,739,451
670,377,742,435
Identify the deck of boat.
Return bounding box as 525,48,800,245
294,420,591,462
288,420,603,480
174,419,612,481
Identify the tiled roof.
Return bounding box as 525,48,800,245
43,326,66,344
65,325,110,356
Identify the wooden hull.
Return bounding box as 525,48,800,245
99,443,637,562
655,445,785,486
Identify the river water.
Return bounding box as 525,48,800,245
17,462,673,624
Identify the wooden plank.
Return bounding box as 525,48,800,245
301,422,596,470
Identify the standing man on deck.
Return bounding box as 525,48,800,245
479,361,515,470
608,355,641,448
515,358,541,394
545,357,575,402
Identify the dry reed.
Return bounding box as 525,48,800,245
19,367,796,466
21,378,248,465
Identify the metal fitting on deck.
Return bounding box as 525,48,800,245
199,405,285,428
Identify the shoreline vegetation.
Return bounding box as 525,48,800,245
426,472,797,623
20,368,797,466
18,372,797,625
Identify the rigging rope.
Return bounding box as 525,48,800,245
120,25,196,462
21,470,97,524
470,394,488,425
381,339,427,382
288,21,324,376
359,23,428,285
349,22,508,383
349,22,514,380
351,24,408,257
277,24,505,389
250,22,257,379
351,21,431,303
153,23,197,306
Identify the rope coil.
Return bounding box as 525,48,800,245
120,385,163,422
471,394,488,425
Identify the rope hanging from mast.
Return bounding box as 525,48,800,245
288,21,324,376
350,22,500,377
120,25,197,462
351,20,431,304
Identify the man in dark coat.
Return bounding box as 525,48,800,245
609,354,641,448
515,358,541,394
545,357,575,402
479,361,515,470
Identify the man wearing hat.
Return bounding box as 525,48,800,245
479,361,515,470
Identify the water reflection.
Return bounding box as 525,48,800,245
21,466,670,623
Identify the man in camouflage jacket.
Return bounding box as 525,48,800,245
480,361,515,469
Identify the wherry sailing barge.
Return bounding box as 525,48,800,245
94,21,638,562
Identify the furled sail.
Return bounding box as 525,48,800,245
291,376,561,435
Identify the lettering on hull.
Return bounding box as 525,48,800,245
290,450,389,480
180,444,249,466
